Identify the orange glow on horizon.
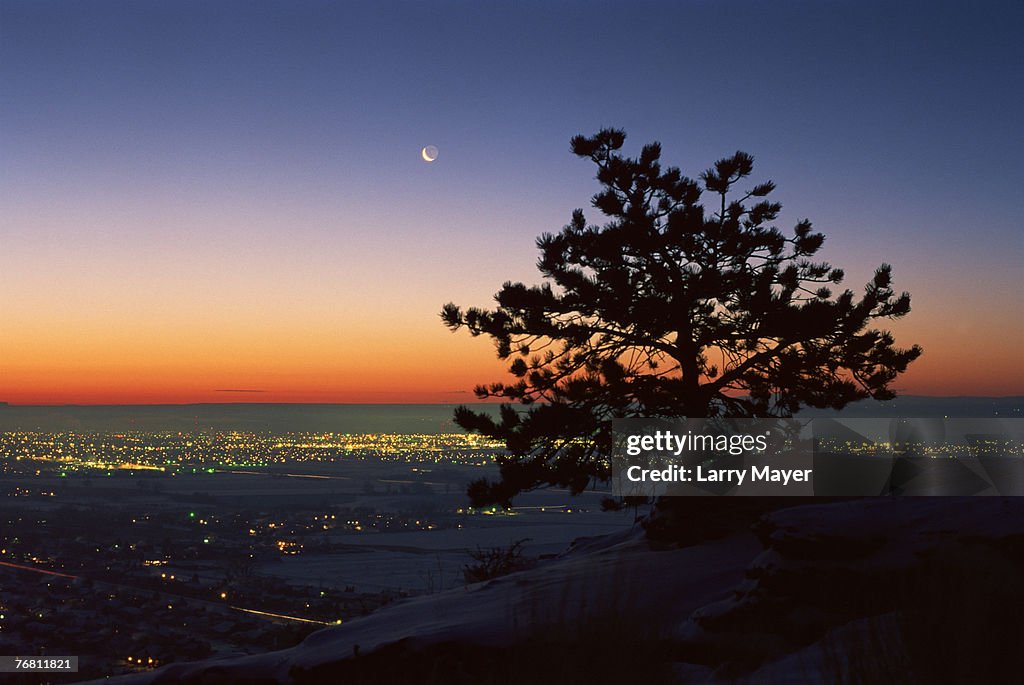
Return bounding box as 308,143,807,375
3,324,1019,405
2,274,1019,404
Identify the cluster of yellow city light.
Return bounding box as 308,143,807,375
0,430,506,474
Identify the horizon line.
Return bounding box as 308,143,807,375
0,395,1022,409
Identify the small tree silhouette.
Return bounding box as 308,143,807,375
442,129,921,507
463,538,532,584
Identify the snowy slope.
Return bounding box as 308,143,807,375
676,497,1024,675
82,527,760,684
79,497,1024,684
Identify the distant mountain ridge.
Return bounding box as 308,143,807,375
0,397,1020,433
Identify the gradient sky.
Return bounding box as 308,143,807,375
2,1,1022,404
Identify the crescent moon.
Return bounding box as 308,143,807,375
421,145,438,162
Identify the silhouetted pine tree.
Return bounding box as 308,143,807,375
442,129,921,507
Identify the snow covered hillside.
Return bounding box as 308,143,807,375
81,497,1024,684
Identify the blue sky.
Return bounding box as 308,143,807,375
2,1,1022,401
